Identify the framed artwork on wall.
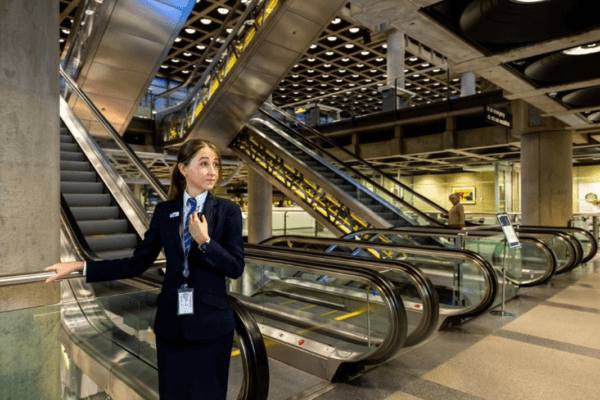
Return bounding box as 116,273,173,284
452,187,476,204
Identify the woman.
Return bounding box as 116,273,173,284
46,139,245,399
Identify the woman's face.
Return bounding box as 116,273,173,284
179,147,220,197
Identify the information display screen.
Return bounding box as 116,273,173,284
497,214,521,249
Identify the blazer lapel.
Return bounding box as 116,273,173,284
169,196,185,257
201,192,219,239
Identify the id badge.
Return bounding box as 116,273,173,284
178,288,194,315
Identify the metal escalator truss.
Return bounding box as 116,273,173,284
155,0,349,148
231,126,376,235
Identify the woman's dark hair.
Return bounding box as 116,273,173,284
167,139,222,200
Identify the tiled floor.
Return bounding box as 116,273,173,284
313,260,600,400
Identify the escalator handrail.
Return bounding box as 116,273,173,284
59,66,168,201
251,240,438,347
519,225,597,264
154,0,246,103
259,104,449,215
244,244,407,365
354,227,567,280
260,235,498,318
249,115,441,227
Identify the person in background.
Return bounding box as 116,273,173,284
45,139,244,400
447,193,466,228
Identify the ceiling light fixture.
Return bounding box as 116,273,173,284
200,18,211,25
196,44,205,50
185,28,196,34
350,27,360,33
332,18,341,24
217,7,229,14
327,36,337,41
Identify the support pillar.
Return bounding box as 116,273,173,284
0,0,61,399
382,28,406,111
461,72,476,97
520,130,573,226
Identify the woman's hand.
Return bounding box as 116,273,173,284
44,262,84,284
189,212,210,244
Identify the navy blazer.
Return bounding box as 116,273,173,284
86,192,245,341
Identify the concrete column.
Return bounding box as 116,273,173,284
386,29,405,89
0,0,61,399
461,72,476,97
521,130,573,226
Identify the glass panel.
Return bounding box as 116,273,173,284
229,258,389,358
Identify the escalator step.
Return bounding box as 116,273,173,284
60,142,79,152
61,171,97,182
60,127,68,135
61,181,104,194
60,134,73,143
60,160,90,172
78,219,129,235
86,234,138,252
71,206,119,221
94,248,136,260
64,193,111,207
60,151,85,162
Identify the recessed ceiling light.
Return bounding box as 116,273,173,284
452,78,460,82
345,44,355,49
59,38,65,43
183,52,192,56
310,44,317,49
185,28,196,34
307,79,314,82
200,18,211,25
279,88,285,91
172,59,179,63
406,83,412,86
563,42,600,56
376,57,384,62
423,78,430,82
332,18,341,24
425,91,430,94
352,74,359,78
205,59,212,63
325,51,334,56
226,28,233,33
413,74,420,78
293,84,299,87
321,84,327,87
382,44,388,49
308,69,314,73
421,63,430,67
324,64,331,67
336,80,342,83
62,29,70,34
377,83,383,86
307,88,313,91
217,7,229,14
409,57,418,62
320,92,325,94
452,90,458,93
349,84,356,87
174,37,182,42
292,74,299,78
433,82,440,86
327,36,337,41
281,95,286,98
323,75,329,78
196,45,205,50
365,79,372,82
433,68,441,72
361,51,369,56
182,70,190,74
339,69,346,73
342,58,349,62
308,58,315,62
293,92,299,94
357,63,364,67
349,27,360,33
161,65,168,69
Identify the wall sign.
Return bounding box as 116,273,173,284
484,105,512,128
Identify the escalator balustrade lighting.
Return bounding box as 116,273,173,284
163,0,280,144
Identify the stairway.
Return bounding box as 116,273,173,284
60,126,138,260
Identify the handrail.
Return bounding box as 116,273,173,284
153,0,247,103
261,103,450,215
244,245,407,365
59,66,168,201
250,242,437,347
249,114,441,227
519,225,598,263
343,228,557,287
260,235,497,319
156,0,279,145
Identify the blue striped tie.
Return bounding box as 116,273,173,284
183,197,197,278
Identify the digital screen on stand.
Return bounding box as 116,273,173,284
497,214,521,249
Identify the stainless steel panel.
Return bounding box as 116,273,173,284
287,0,347,24
85,93,139,125
226,68,282,100
93,31,167,74
107,0,185,44
262,10,323,53
83,62,151,101
240,43,299,80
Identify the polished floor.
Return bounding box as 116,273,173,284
309,258,600,400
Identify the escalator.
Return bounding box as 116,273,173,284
261,235,499,327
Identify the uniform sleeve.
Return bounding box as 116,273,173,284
198,203,245,279
86,204,164,282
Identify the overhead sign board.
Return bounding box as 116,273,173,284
484,105,512,128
